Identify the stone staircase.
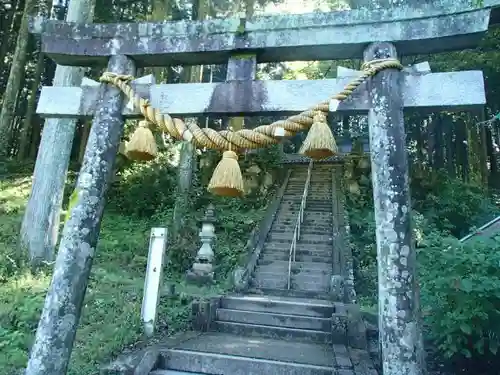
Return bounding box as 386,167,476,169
152,294,376,375
250,164,335,298
144,164,376,375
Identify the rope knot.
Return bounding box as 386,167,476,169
99,72,134,84
361,58,403,72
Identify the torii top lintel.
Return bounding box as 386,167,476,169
29,0,500,67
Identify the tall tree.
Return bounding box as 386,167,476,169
0,0,37,156
19,0,96,269
17,0,58,160
0,0,20,79
171,0,208,239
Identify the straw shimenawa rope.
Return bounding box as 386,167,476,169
99,58,403,152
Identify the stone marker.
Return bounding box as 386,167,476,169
142,227,168,337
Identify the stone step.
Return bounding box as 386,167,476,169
220,295,335,318
283,190,316,194
277,209,332,216
248,287,331,300
262,252,332,263
252,275,287,290
257,260,332,273
283,191,331,196
282,197,332,203
271,221,332,228
263,246,333,257
157,332,335,375
291,280,330,293
253,272,332,291
272,218,333,226
216,308,332,332
271,226,332,234
278,209,332,215
276,211,331,218
280,202,333,209
214,321,332,344
253,275,332,292
285,186,330,190
271,220,332,227
268,232,332,244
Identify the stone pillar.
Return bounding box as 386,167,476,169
364,42,425,375
25,54,135,375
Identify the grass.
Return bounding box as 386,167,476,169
0,173,232,375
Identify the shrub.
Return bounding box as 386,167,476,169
418,233,500,361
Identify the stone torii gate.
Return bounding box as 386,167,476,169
25,2,491,375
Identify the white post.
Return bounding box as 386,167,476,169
141,227,168,337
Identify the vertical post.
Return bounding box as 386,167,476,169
142,228,168,337
20,0,96,268
364,42,424,375
225,53,257,132
25,54,135,375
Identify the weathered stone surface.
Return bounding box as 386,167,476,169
36,74,153,118
365,42,424,375
100,348,159,375
25,55,135,375
29,3,491,66
36,70,486,118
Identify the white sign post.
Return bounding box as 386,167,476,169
141,227,168,337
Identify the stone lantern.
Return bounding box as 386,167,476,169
186,204,216,284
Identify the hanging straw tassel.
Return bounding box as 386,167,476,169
125,120,158,161
208,150,244,197
299,111,338,160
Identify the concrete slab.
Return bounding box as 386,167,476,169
168,332,335,367
216,308,332,331
162,349,333,375
214,321,333,344
220,295,335,317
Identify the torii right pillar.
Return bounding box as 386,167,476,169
365,42,425,375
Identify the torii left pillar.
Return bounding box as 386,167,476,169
25,55,135,375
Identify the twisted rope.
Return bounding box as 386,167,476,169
99,58,403,151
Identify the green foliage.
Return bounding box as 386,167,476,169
107,152,178,217
411,170,499,237
418,234,500,361
346,167,500,366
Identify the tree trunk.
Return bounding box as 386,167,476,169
17,39,45,160
0,1,18,77
150,0,172,81
0,0,37,156
486,127,497,188
433,115,444,170
443,115,455,177
171,139,195,239
19,0,96,269
170,0,209,240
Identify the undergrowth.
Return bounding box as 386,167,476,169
346,168,500,372
0,146,281,375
